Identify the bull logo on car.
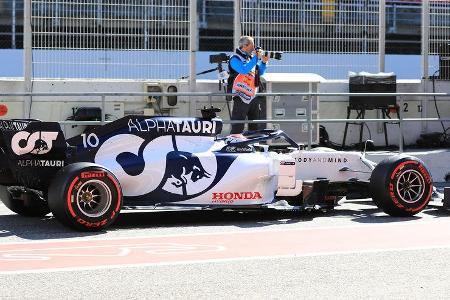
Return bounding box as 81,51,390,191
94,134,234,200
161,136,212,196
11,131,59,156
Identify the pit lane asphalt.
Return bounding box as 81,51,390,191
0,195,449,299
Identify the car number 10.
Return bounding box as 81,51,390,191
81,133,100,148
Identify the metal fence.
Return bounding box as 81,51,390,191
1,0,450,80
200,0,233,29
239,0,381,78
31,0,190,79
386,2,421,35
199,0,233,50
1,91,449,153
428,0,450,77
0,0,24,49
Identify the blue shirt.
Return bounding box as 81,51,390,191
229,55,267,76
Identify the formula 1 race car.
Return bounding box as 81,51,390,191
0,108,442,231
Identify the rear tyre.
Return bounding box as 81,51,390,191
48,163,122,231
0,186,50,217
370,155,433,216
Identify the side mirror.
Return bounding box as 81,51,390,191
362,139,374,157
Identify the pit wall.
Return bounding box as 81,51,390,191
0,77,448,147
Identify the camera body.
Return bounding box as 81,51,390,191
255,46,283,60
209,53,230,64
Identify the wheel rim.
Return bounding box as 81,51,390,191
75,179,112,218
396,169,425,204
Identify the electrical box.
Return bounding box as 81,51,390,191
144,82,179,115
261,73,323,145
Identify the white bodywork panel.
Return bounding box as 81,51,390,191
176,152,278,205
94,128,376,205
275,148,375,197
290,149,375,182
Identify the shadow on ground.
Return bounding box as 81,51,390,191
0,200,448,240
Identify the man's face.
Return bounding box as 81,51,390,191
242,41,255,54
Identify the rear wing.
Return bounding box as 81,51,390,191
0,119,67,190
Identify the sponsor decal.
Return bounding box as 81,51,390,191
11,131,59,155
211,191,263,204
297,157,348,163
81,171,106,179
76,218,108,228
74,181,83,191
224,146,253,153
128,118,217,135
232,72,257,102
94,133,231,199
161,135,212,196
280,161,295,165
17,159,64,167
418,164,432,184
0,120,28,131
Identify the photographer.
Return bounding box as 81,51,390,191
228,36,269,134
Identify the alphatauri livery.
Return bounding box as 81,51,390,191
0,109,445,231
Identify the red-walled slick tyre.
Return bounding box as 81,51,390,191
370,155,433,217
48,163,122,231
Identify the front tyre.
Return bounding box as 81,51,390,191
370,156,433,217
48,163,122,231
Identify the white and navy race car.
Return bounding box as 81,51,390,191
0,108,443,231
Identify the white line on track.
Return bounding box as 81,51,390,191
1,218,450,246
1,244,450,275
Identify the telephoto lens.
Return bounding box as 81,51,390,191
256,47,283,60
264,51,283,60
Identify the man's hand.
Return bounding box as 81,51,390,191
255,48,269,63
255,49,262,59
